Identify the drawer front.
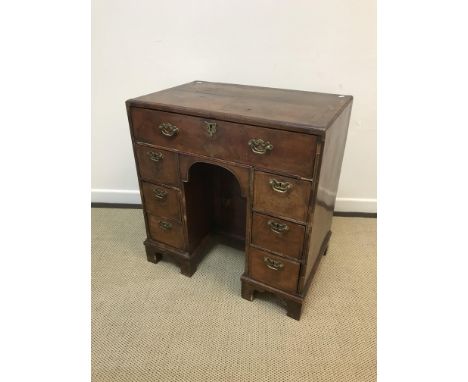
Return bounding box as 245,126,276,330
148,214,185,249
251,212,306,259
248,247,300,293
141,181,181,222
131,108,317,178
135,144,179,186
253,171,312,222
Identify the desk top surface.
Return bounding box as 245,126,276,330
127,81,352,135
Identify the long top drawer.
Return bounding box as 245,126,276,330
131,108,317,179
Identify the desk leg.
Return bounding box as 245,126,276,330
241,280,256,301
145,245,162,264
286,300,303,320
180,260,197,277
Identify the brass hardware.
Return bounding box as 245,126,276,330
269,178,292,193
158,221,172,231
152,188,168,200
147,151,164,162
248,138,273,154
267,220,289,234
263,257,284,271
159,122,179,137
204,121,217,137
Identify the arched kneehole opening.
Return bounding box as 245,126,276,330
184,162,247,252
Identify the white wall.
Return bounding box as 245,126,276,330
92,0,376,212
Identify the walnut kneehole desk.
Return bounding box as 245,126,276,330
126,81,352,320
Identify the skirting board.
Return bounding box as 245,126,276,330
91,189,377,213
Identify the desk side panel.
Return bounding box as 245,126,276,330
303,102,352,284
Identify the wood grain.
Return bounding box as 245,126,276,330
251,212,306,259
127,81,352,134
147,214,185,250
131,108,317,178
248,247,300,293
141,181,181,222
134,144,179,186
253,171,312,222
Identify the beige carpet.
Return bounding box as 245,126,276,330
92,208,376,382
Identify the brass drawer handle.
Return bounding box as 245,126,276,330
152,188,168,200
159,122,179,137
204,121,217,137
158,221,172,231
147,151,163,162
269,178,292,193
248,138,273,154
263,256,284,271
267,220,289,234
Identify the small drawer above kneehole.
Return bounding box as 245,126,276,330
253,171,312,223
251,212,306,259
248,247,300,293
134,144,179,186
141,181,181,222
